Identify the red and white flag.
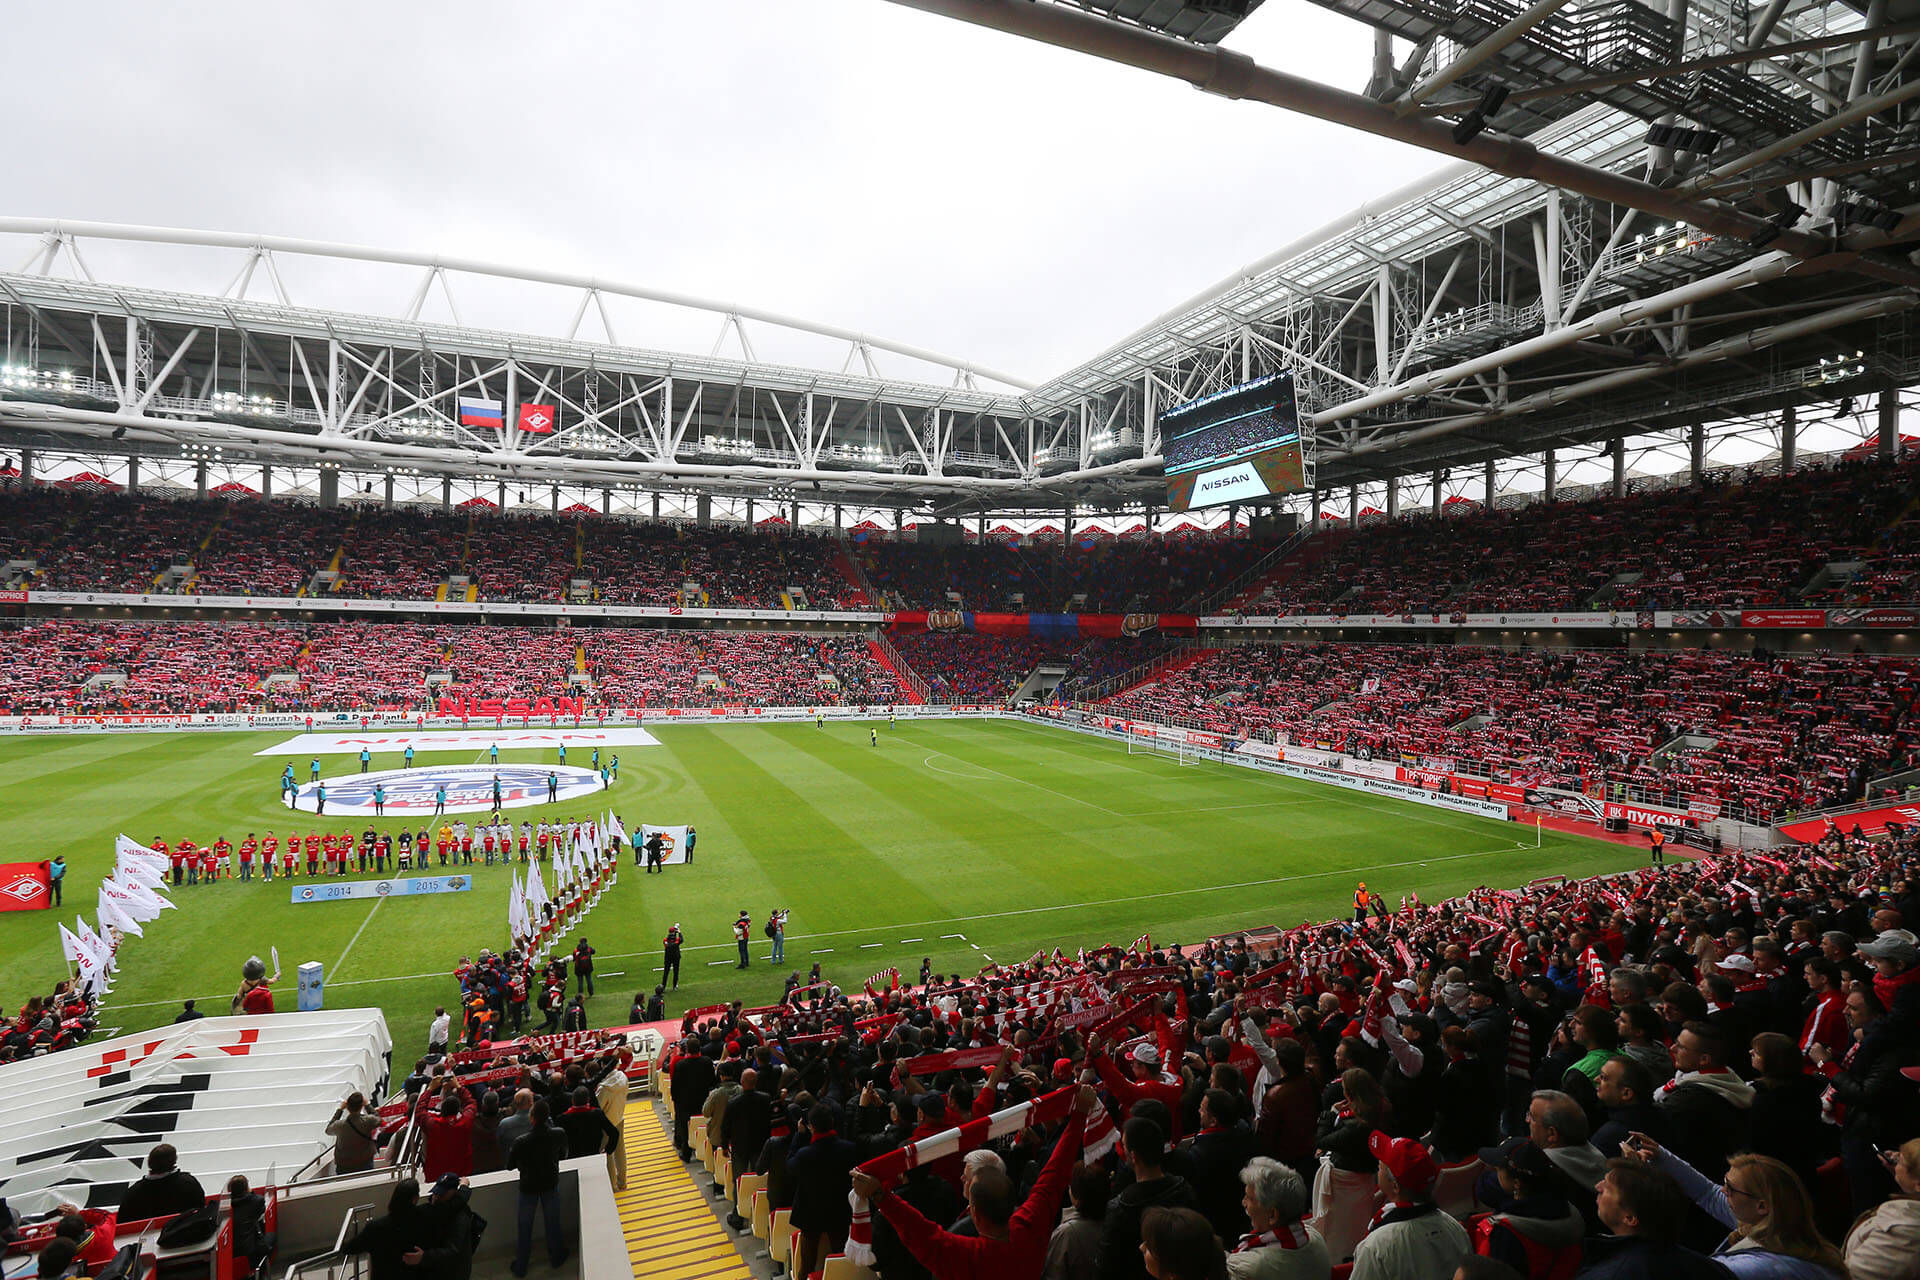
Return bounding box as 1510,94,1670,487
1580,945,1608,989
516,403,557,434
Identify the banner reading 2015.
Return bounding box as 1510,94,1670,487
290,875,472,904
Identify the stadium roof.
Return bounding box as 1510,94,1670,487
1,0,1914,514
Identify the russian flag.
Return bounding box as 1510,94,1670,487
457,396,504,429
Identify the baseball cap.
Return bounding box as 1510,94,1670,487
1053,1057,1076,1082
1859,933,1919,965
432,1173,462,1196
1715,954,1755,972
1478,1137,1553,1181
1130,1043,1162,1067
1368,1131,1439,1196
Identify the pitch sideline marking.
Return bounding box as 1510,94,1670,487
332,897,385,978
103,840,1576,1011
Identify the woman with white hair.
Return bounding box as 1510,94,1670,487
1229,1158,1330,1280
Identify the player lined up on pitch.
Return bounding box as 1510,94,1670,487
147,815,622,884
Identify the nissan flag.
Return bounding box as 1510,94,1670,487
98,887,143,938
517,403,556,435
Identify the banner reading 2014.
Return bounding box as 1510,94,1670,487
290,875,473,905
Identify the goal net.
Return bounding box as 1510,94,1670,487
1126,734,1202,766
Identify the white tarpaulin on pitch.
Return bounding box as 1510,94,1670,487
256,728,660,756
0,1010,391,1214
642,824,691,865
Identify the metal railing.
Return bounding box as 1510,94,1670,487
870,628,933,704
1192,525,1316,615
281,1203,374,1280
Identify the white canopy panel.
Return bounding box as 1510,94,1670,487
0,1011,392,1215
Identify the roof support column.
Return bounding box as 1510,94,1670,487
127,455,139,493
1432,471,1443,515
319,468,338,509
1611,436,1625,498
385,475,395,508
1689,422,1705,482
1374,262,1393,384
442,478,452,509
1780,405,1797,473
1543,449,1556,501
1386,477,1400,520
261,465,271,499
1880,387,1900,461
1483,459,1495,507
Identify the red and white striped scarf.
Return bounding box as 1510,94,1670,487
1234,1219,1313,1252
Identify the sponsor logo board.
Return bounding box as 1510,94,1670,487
257,727,661,756
288,764,605,816
291,874,473,904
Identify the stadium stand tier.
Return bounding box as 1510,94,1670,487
628,823,1920,1280
1102,642,1920,818
1240,455,1920,616
8,456,1919,615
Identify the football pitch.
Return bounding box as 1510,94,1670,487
0,719,1634,1048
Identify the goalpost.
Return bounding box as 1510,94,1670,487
1126,733,1203,766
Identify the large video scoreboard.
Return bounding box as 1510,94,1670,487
1160,373,1308,512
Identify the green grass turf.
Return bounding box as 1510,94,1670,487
0,719,1636,1049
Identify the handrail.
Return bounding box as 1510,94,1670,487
281,1203,374,1280
1192,525,1315,615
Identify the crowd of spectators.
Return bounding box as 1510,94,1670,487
582,631,901,707
0,488,862,608
0,620,908,714
858,537,1268,614
1243,456,1920,616
4,454,1918,616
1104,643,1918,816
0,977,96,1064
890,635,1172,703
666,822,1920,1280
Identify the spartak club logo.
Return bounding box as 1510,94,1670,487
0,875,43,903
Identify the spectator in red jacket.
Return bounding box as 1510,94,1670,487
853,1086,1093,1280
1090,1039,1187,1140
418,1076,479,1182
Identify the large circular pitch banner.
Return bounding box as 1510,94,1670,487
287,765,606,815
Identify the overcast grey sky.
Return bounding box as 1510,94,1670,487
0,1,1440,386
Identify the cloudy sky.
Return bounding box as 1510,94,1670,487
0,0,1442,388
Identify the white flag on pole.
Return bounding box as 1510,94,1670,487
98,888,143,938
59,922,84,965
76,916,114,970
100,876,158,924
117,853,168,893
116,834,169,869
73,934,108,996
526,863,549,912
114,869,172,913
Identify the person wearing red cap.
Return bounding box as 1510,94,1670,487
1347,1132,1468,1280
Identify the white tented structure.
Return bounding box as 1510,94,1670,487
0,1011,391,1215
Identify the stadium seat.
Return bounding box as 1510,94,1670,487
734,1170,763,1213
770,1211,792,1266
1433,1156,1484,1221
750,1189,771,1241
820,1256,877,1280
